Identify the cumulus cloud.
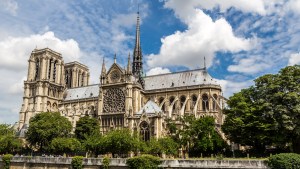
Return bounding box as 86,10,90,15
146,67,171,76
288,53,300,66
227,56,271,74
217,79,253,98
0,0,18,16
147,7,252,69
0,31,81,71
163,0,266,17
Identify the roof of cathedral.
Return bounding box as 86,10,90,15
64,84,99,101
137,100,162,114
144,68,219,91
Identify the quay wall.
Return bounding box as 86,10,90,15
0,157,269,169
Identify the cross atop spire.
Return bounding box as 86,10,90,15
114,53,117,63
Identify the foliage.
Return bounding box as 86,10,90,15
0,124,22,154
83,132,103,156
102,156,110,169
188,116,227,156
222,65,300,153
2,154,13,169
50,137,81,155
126,154,161,169
25,112,72,151
145,137,179,156
75,116,100,142
268,153,300,169
101,129,135,156
71,156,84,169
166,115,227,157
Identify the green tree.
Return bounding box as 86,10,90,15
158,137,179,156
222,65,300,153
75,116,100,142
101,129,134,156
26,112,72,151
222,87,275,154
83,132,103,157
0,124,22,154
189,116,227,156
50,137,81,155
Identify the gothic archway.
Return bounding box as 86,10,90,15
140,121,150,141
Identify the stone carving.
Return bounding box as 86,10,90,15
103,88,125,113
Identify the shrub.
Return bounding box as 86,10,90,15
71,156,84,169
126,154,161,169
268,153,300,169
102,156,110,169
2,154,13,169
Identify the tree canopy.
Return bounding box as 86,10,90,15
222,65,300,153
0,124,22,154
26,112,72,151
166,115,227,157
75,116,100,142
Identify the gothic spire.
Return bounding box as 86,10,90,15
132,10,143,77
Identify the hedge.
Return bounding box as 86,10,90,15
2,154,13,169
126,154,161,169
268,153,300,169
71,156,84,169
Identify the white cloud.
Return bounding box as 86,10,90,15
0,31,82,124
0,31,81,71
217,79,253,98
146,67,171,76
163,0,267,20
227,56,271,74
0,0,18,16
147,8,252,69
288,53,300,66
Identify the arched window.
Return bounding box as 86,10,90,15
81,72,84,86
180,95,186,110
202,94,209,111
65,70,69,87
191,95,197,109
213,94,218,111
159,97,165,111
48,59,52,79
169,96,176,112
53,60,57,81
140,121,150,141
35,58,40,80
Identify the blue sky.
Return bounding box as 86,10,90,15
0,0,300,124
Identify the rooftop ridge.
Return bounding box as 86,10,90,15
145,68,207,78
67,83,99,90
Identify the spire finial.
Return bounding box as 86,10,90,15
204,56,206,70
114,53,116,63
101,57,106,75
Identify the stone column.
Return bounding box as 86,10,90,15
61,62,65,86
72,68,76,88
49,59,54,82
87,73,90,85
56,61,61,84
27,59,35,81
40,57,47,80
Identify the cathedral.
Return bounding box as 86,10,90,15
18,13,225,140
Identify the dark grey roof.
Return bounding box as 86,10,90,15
144,69,219,90
16,124,28,138
64,84,99,101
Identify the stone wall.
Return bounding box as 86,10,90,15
0,157,269,169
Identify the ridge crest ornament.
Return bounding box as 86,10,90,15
103,88,125,113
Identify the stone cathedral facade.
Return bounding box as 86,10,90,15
18,13,225,140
